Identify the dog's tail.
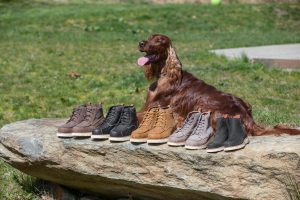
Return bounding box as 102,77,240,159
244,114,300,136
251,123,300,136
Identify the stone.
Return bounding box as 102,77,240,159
0,119,299,200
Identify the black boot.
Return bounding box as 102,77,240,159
91,105,124,140
109,105,138,142
224,117,249,151
207,117,228,153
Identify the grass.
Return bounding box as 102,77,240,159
0,1,299,199
0,161,39,199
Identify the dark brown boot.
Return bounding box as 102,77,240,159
57,105,87,138
72,103,105,137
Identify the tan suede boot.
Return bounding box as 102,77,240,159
147,105,176,144
130,106,159,143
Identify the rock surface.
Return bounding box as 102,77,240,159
0,119,299,200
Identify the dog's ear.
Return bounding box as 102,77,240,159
165,46,182,69
162,45,182,85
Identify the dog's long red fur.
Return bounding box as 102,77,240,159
137,34,300,136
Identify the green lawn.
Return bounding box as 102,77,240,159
0,1,300,199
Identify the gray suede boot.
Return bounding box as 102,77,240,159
224,117,249,151
185,112,214,150
168,111,201,146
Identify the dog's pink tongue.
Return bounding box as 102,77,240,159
137,57,149,66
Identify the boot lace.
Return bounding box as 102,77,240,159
176,114,195,135
155,110,166,127
120,108,130,125
191,116,206,136
67,108,81,123
140,110,155,127
105,107,117,122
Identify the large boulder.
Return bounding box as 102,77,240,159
0,119,299,200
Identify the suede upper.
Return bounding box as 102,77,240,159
131,106,159,139
207,117,229,150
224,118,247,147
58,105,87,133
185,112,213,147
168,111,201,144
148,106,176,140
72,103,104,133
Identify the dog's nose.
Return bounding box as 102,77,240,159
139,41,146,48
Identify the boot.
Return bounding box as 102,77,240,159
207,117,228,153
168,111,201,146
72,103,104,137
224,117,249,151
130,106,159,143
147,106,176,144
185,112,214,150
91,105,124,140
109,105,138,142
57,104,87,138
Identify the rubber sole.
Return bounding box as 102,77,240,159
185,144,207,150
224,137,250,152
109,136,130,142
167,141,185,146
206,146,225,153
72,132,92,137
56,133,73,138
130,138,147,143
147,138,168,144
91,134,109,140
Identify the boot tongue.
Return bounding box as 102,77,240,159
85,104,95,122
137,56,149,66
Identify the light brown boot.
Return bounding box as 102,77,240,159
130,106,159,143
147,105,176,144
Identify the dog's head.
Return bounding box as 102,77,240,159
137,34,171,66
137,34,182,81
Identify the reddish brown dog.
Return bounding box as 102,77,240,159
137,34,299,136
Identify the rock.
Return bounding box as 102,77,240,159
0,119,299,200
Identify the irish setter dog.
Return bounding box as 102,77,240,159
137,34,300,136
